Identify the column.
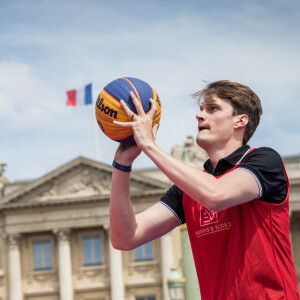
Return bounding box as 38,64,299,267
56,229,73,300
107,228,125,300
180,225,201,300
7,233,23,300
161,232,174,300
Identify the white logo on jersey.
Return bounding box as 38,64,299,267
200,205,218,226
195,206,232,238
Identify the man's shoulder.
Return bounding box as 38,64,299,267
239,147,284,173
252,146,279,153
247,147,282,162
241,147,287,203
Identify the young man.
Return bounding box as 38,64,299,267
109,80,299,299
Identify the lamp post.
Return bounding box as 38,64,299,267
167,265,186,300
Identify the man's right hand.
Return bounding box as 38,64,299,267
114,142,141,167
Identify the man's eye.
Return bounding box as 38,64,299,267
209,106,218,112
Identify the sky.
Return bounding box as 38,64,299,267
0,0,300,182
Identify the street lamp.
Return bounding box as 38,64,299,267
167,265,186,300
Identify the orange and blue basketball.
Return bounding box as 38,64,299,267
95,77,161,144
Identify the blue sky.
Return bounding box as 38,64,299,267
0,0,300,182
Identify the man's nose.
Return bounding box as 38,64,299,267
196,110,205,121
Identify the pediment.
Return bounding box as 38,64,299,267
1,156,169,206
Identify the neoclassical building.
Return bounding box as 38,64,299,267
0,156,176,300
0,137,299,300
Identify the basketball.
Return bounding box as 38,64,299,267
95,77,161,144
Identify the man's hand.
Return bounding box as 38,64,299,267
113,91,159,152
114,143,141,166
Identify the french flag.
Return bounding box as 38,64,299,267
66,83,92,106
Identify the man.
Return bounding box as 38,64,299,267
109,80,299,299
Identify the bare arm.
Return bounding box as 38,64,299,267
110,167,178,250
140,143,260,211
109,123,178,250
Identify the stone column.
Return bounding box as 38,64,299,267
7,233,23,300
181,225,201,300
56,229,73,300
161,232,174,300
107,227,125,300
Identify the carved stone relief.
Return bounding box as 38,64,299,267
40,168,112,200
127,260,160,278
6,233,21,248
54,229,71,242
27,271,58,284
76,266,109,280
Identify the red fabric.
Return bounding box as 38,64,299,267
66,90,76,106
183,161,299,299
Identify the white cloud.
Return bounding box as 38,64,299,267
0,0,299,181
0,62,63,129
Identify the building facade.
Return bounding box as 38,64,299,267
0,157,177,300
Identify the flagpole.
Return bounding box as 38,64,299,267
94,120,101,162
90,82,101,162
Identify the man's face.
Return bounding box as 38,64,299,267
196,96,238,149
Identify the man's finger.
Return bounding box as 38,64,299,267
130,91,145,116
119,99,136,120
152,123,160,140
147,98,158,119
113,120,133,128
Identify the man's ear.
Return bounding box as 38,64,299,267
234,114,248,129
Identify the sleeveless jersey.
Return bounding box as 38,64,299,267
182,150,299,300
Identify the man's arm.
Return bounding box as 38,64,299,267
109,126,178,251
141,143,260,212
110,167,179,250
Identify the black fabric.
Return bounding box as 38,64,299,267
159,145,287,224
236,147,287,204
204,144,250,176
160,184,185,223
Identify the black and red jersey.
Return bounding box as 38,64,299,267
159,145,299,299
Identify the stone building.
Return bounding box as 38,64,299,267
0,157,176,300
0,137,299,300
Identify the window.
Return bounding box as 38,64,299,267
136,296,156,300
83,235,102,266
134,242,153,261
33,240,52,270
